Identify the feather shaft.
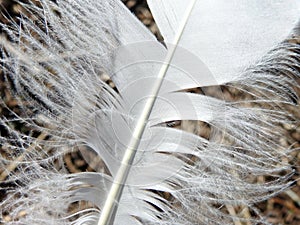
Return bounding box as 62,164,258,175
97,1,197,224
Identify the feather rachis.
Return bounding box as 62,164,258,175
98,2,197,223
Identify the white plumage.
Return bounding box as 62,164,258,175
0,0,299,224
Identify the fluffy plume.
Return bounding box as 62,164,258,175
0,0,299,224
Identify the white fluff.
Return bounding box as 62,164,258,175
0,0,299,224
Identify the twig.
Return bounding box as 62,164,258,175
226,205,243,225
0,132,48,181
285,189,300,207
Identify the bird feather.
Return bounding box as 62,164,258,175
0,0,299,224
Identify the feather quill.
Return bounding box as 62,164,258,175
0,0,299,225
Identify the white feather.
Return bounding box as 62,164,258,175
147,0,300,83
0,0,299,225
